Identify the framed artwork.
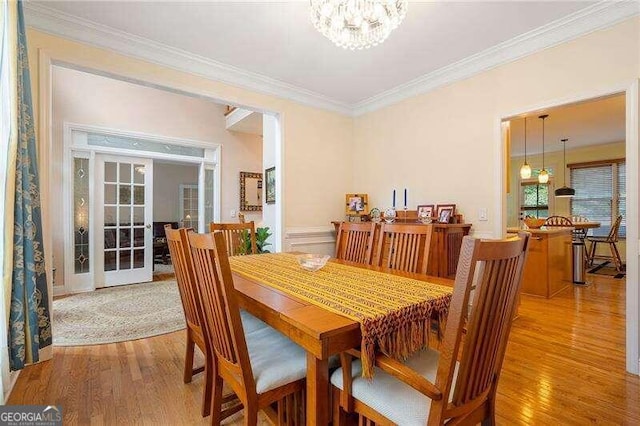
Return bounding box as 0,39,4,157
436,204,456,223
417,204,434,218
345,194,369,216
239,171,262,212
265,166,275,204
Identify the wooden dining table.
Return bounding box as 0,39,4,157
230,255,454,425
572,221,601,230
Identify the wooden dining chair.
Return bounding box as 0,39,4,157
586,215,624,271
544,215,573,227
373,223,433,274
331,232,530,426
166,226,267,419
188,231,308,425
165,226,213,417
335,222,377,265
209,221,257,255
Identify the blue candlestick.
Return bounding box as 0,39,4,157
392,190,396,208
404,188,407,209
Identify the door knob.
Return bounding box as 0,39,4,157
146,224,151,229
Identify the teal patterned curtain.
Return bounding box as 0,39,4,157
8,1,52,371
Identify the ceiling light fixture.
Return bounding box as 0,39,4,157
538,114,549,184
555,138,576,197
310,0,408,50
519,117,532,179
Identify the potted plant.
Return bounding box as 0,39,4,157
239,227,272,254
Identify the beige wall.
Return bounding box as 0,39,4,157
353,18,639,238
153,163,199,222
51,65,263,285
28,29,354,237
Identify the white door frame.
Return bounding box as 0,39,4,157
495,80,640,375
62,123,221,293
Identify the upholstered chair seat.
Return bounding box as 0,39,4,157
331,349,459,426
246,326,308,394
240,310,268,334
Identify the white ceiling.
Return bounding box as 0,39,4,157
29,1,605,109
508,94,626,156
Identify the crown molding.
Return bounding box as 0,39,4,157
23,2,353,116
24,1,638,118
352,1,640,116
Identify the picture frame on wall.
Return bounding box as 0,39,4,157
265,166,276,204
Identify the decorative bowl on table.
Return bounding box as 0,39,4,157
297,254,330,272
524,217,545,229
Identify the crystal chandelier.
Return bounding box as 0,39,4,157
310,0,408,50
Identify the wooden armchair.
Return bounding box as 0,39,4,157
209,221,257,255
335,222,377,265
587,215,624,271
331,232,530,425
188,231,308,425
373,223,433,274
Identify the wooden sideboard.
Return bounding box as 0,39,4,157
332,221,472,279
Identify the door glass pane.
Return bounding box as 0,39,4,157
120,250,131,270
120,228,131,248
104,184,116,204
105,161,117,182
104,229,116,249
133,249,144,269
104,206,117,225
134,164,145,183
74,157,90,274
120,163,131,183
104,251,117,271
134,228,145,247
119,207,131,225
119,185,131,204
133,186,144,205
133,207,144,226
204,168,214,225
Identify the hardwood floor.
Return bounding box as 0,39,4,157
9,273,639,425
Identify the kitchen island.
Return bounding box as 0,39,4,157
508,226,573,298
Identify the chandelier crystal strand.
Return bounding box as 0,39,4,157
310,0,408,50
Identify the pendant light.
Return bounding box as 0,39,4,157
538,114,549,184
519,117,532,179
555,138,576,197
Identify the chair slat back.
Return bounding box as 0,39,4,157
165,226,201,328
209,221,258,255
374,223,433,274
335,222,376,265
430,232,529,423
544,215,573,227
607,215,623,241
188,231,256,390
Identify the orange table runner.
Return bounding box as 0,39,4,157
229,253,452,378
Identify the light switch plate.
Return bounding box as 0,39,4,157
478,208,488,221
230,209,236,218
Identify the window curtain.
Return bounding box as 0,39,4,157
6,0,52,371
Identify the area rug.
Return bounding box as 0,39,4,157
53,280,185,346
587,262,626,279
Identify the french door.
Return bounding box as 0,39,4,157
95,155,153,287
